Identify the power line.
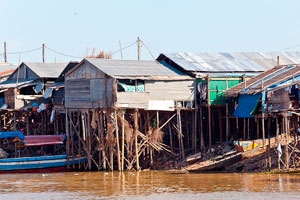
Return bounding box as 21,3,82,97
6,46,42,55
111,41,136,54
278,43,300,51
140,40,157,61
45,46,83,59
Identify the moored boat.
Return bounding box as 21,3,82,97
184,151,243,172
0,131,88,173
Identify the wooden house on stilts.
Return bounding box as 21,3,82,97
0,62,71,134
226,63,300,171
64,58,195,171
157,52,300,153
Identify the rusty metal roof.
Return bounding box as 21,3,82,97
157,52,300,74
226,64,300,96
83,58,192,80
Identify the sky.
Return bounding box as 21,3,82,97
1,0,300,65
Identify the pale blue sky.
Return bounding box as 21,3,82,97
1,0,300,64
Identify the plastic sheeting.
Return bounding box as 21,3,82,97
233,93,262,118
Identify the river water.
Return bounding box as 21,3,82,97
1,171,300,200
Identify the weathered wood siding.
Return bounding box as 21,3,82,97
116,92,150,109
10,64,38,80
116,80,195,109
65,63,115,109
145,80,194,101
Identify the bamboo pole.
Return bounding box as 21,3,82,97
285,113,289,170
99,111,106,170
218,108,222,143
134,109,140,170
177,108,185,160
115,110,121,171
87,110,92,170
121,111,125,171
276,116,280,171
193,106,197,152
66,109,70,169
200,106,204,151
97,110,101,170
226,103,229,142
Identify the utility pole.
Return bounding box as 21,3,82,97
4,42,7,62
137,37,141,60
119,40,123,59
42,44,45,63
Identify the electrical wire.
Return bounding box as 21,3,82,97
111,41,136,54
140,40,157,61
6,47,42,55
45,46,83,59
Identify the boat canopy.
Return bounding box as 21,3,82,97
24,135,65,146
0,131,25,140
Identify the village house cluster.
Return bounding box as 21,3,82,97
1,51,300,172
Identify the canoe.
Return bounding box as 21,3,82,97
184,152,243,172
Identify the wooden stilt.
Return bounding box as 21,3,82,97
115,110,121,171
193,107,197,153
243,118,246,140
262,114,265,148
134,109,140,170
99,111,106,170
285,113,289,170
200,106,204,151
168,116,173,152
121,111,125,171
66,109,70,169
276,116,280,171
218,108,222,143
177,108,185,160
226,103,229,142
208,105,211,150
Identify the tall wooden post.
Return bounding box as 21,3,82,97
66,109,70,169
121,111,125,171
177,108,185,160
134,109,140,170
4,42,7,63
42,43,45,63
226,103,229,142
207,75,212,150
115,111,121,171
200,105,204,151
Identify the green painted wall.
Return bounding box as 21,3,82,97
197,77,243,105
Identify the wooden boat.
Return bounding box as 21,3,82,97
184,151,243,172
0,131,88,173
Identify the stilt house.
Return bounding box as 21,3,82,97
157,52,300,151
64,58,195,171
0,62,68,109
226,64,300,170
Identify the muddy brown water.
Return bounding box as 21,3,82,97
1,171,300,199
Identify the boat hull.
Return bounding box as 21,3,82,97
0,155,88,173
185,152,243,172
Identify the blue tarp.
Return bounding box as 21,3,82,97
0,131,25,140
233,93,262,118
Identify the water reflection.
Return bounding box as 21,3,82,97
1,171,300,199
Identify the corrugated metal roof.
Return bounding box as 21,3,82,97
23,62,68,78
226,64,300,96
158,52,300,73
84,58,192,80
0,63,17,72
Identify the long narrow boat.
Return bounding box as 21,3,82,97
184,151,243,172
0,132,88,173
